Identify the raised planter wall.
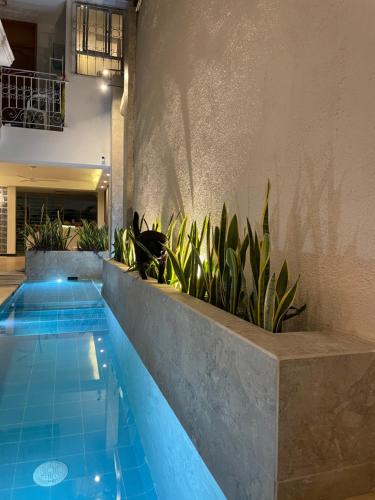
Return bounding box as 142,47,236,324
25,250,109,281
102,259,375,500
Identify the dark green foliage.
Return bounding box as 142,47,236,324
76,220,108,252
23,212,72,251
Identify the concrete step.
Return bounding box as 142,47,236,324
0,272,25,287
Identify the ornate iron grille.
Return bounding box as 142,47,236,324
0,68,65,132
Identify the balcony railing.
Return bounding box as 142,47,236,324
0,67,65,132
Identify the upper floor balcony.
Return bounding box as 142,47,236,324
0,67,66,132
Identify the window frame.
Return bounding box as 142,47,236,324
74,2,124,75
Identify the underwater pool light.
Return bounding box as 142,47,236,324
100,349,104,353
57,278,62,283
102,363,107,368
94,475,101,483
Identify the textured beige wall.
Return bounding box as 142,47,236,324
133,0,375,339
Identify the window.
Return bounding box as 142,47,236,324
74,2,124,77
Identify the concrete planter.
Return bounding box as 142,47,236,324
102,259,375,500
25,250,109,281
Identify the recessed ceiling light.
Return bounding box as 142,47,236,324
103,180,108,183
106,173,110,177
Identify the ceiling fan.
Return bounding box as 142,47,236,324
17,166,62,183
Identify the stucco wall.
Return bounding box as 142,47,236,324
133,0,375,339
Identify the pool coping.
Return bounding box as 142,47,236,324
102,259,375,500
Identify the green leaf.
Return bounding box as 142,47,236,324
276,260,289,300
274,277,300,333
264,273,276,332
262,180,271,235
226,248,239,314
165,246,188,293
227,214,239,250
218,203,227,275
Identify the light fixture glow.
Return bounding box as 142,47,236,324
100,83,109,92
103,180,108,184
98,337,102,342
102,69,109,77
100,349,104,353
94,475,101,483
57,278,62,283
102,364,107,368
106,173,110,177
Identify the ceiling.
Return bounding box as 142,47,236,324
0,163,103,191
0,0,66,23
0,0,134,24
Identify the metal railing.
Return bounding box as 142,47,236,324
0,67,66,132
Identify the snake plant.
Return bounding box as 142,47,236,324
113,182,306,333
23,211,72,251
76,220,108,252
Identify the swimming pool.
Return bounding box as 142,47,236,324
0,281,225,500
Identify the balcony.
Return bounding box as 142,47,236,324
0,67,65,132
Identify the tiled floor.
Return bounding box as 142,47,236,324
0,281,157,500
0,257,25,273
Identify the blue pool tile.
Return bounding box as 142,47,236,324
1,383,28,396
123,464,154,498
26,391,54,406
57,453,86,480
21,421,54,442
0,464,15,490
50,473,125,500
0,424,21,444
53,416,83,437
0,394,27,409
0,408,24,426
84,430,107,452
54,401,82,419
82,412,106,433
17,437,53,462
23,405,53,423
0,490,11,500
81,399,106,416
118,445,145,470
0,442,18,465
117,425,138,448
14,459,42,488
52,434,84,457
54,391,81,404
129,489,158,500
85,450,116,475
12,486,50,500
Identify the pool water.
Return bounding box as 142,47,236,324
0,281,225,500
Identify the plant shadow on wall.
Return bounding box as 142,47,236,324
113,182,306,334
